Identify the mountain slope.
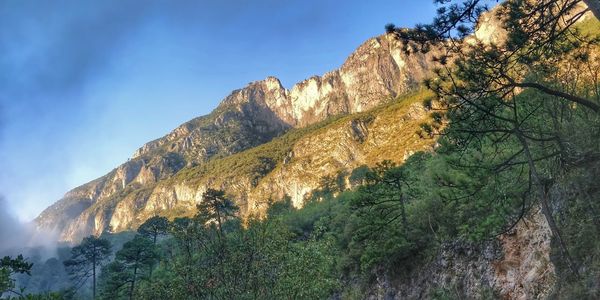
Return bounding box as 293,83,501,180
122,91,436,229
36,34,438,243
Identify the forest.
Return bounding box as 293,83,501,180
2,0,600,299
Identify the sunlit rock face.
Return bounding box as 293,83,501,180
35,33,438,243
474,7,508,46
220,34,434,128
365,209,556,299
270,35,432,126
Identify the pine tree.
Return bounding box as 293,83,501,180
103,235,158,300
137,216,169,245
64,235,111,300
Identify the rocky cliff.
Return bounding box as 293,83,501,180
35,34,438,243
365,208,556,299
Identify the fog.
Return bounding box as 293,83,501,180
0,196,59,258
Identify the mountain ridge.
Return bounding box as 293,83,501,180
35,33,438,243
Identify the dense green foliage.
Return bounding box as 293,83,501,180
398,0,600,297
96,190,339,300
99,236,158,300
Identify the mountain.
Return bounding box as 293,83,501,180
24,3,600,299
35,34,439,243
38,0,592,244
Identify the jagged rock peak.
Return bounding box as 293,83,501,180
217,35,435,127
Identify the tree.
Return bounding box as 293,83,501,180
137,216,169,245
353,160,414,232
273,233,339,299
169,216,213,263
137,215,170,278
64,236,112,300
100,235,158,300
0,255,33,296
386,0,600,275
349,156,433,271
390,0,600,112
197,189,239,239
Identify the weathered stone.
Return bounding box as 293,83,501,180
364,209,555,300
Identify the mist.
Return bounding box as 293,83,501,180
0,196,59,258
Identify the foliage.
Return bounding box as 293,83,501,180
195,189,238,238
137,216,169,245
98,235,158,300
94,190,338,300
1,255,33,295
387,0,600,294
63,236,112,299
390,0,600,278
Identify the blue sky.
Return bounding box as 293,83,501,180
0,0,437,221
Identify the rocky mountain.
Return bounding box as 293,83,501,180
35,34,439,243
27,3,600,299
38,0,590,244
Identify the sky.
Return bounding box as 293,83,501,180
0,0,437,221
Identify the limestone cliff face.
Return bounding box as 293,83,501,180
245,100,431,211
36,78,293,239
217,34,433,128
366,208,556,299
36,33,436,243
270,35,433,126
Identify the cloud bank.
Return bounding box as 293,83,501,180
0,196,60,257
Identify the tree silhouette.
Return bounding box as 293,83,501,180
64,235,112,299
137,215,169,277
138,215,169,245
0,255,32,296
354,160,413,232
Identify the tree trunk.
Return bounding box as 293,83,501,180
216,208,224,240
540,183,579,275
400,193,408,234
129,263,138,300
92,254,96,300
516,131,579,275
149,232,158,278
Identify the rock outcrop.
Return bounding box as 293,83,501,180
366,208,556,299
